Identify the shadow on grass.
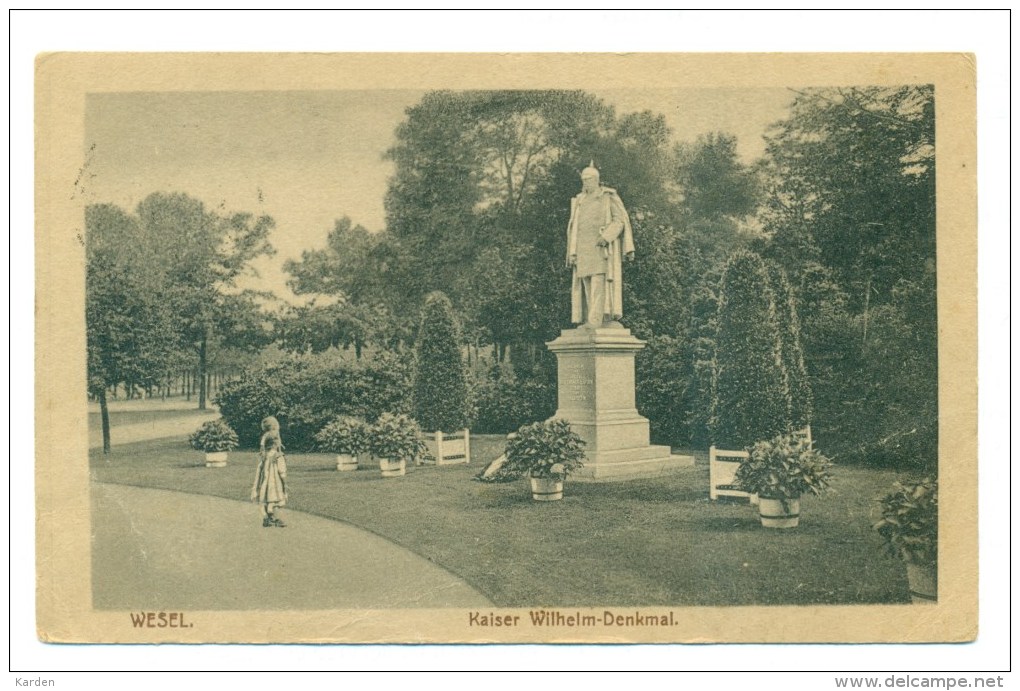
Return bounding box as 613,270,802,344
695,516,763,533
568,476,707,504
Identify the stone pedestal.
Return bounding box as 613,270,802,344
546,323,694,480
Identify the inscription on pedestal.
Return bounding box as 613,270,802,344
562,374,594,404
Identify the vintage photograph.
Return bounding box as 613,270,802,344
34,52,977,645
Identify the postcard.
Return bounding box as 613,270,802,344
35,52,976,644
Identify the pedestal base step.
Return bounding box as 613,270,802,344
573,447,696,481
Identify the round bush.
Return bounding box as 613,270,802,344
314,416,371,455
189,418,240,453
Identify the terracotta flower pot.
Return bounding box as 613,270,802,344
530,477,564,501
204,451,228,468
906,562,937,604
379,457,406,478
758,497,800,528
335,453,358,471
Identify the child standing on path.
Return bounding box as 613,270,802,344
251,416,288,527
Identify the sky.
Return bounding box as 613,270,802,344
85,87,794,303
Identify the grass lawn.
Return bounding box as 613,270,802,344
90,430,912,608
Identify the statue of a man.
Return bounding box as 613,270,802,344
566,162,635,326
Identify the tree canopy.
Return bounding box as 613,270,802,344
86,191,276,446
90,86,939,470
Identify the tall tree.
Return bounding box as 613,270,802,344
759,86,935,316
676,132,759,222
757,86,937,468
285,217,413,349
285,217,393,305
86,204,184,451
136,192,275,409
383,90,632,346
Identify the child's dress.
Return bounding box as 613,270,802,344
252,444,288,509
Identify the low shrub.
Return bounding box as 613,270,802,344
873,476,938,566
189,418,240,453
314,416,371,456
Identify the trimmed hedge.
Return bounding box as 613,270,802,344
412,292,471,432
712,250,792,448
471,362,556,435
216,350,413,451
767,261,813,429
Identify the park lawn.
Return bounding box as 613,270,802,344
90,434,911,607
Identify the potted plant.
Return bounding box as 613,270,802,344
368,413,427,478
874,477,938,603
315,416,370,471
189,418,240,467
498,419,586,501
734,431,832,528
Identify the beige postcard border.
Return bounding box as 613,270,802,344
35,52,977,644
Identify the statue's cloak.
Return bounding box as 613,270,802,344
565,187,634,324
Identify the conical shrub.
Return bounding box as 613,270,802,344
767,261,813,429
712,250,791,447
412,291,471,432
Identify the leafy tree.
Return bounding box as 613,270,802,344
284,217,415,350
759,86,935,316
383,91,679,348
676,132,758,221
411,291,471,432
285,217,394,304
712,250,791,448
274,300,386,359
135,192,275,408
758,86,937,468
86,204,185,452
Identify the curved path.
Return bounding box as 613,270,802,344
88,403,218,449
89,401,492,609
92,483,492,610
